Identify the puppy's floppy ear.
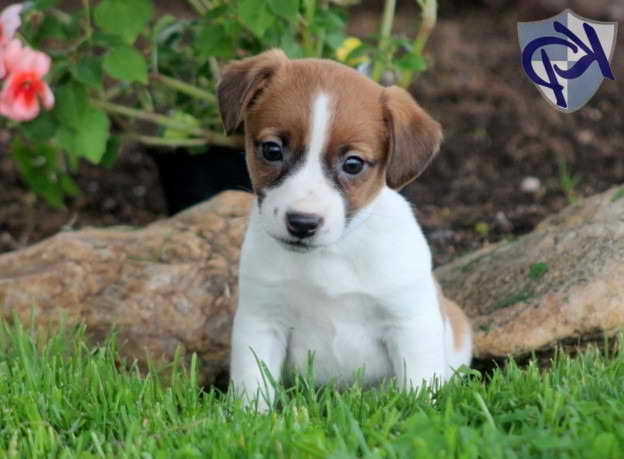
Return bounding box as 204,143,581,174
382,86,442,190
217,49,288,135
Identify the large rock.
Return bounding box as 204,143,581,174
436,186,624,358
0,191,253,386
1,187,623,383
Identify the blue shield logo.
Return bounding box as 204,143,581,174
518,9,617,113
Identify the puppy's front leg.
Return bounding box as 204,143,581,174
384,292,448,393
230,312,286,412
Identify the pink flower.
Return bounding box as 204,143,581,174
0,4,23,78
0,4,22,46
0,40,54,121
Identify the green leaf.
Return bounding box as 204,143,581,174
267,0,299,21
163,111,200,140
35,14,70,41
75,110,111,164
11,138,64,208
280,35,305,58
103,46,148,84
55,127,76,156
153,14,179,44
611,187,624,202
94,0,153,44
313,9,345,30
20,111,58,143
71,57,103,90
204,5,229,20
528,262,549,280
396,54,427,72
60,175,81,197
33,0,62,8
101,136,122,169
49,59,70,82
92,31,126,47
223,21,243,39
239,0,275,38
345,43,372,61
325,31,347,51
56,109,110,164
196,24,235,59
53,82,89,127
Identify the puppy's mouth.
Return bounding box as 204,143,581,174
274,236,318,253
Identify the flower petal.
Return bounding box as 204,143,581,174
39,82,54,110
0,4,23,46
0,69,44,122
30,49,51,76
13,95,40,121
0,95,39,121
3,40,52,76
0,71,16,99
3,38,24,73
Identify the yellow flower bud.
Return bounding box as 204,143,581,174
335,37,368,66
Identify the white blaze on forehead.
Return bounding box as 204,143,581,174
258,90,346,245
273,91,338,216
307,92,332,164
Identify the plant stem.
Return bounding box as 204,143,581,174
92,100,244,148
150,73,216,104
80,0,92,45
92,99,205,135
209,57,221,81
398,0,437,88
125,133,243,149
91,99,245,148
314,0,329,57
125,135,208,147
371,0,396,83
103,84,126,100
302,0,316,57
49,8,73,25
186,0,207,15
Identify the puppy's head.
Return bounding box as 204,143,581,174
218,49,441,251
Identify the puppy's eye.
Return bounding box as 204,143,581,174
342,156,366,175
261,141,284,162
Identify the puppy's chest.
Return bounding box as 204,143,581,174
279,282,394,385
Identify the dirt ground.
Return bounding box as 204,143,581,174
1,2,623,268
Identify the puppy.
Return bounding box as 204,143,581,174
217,49,472,410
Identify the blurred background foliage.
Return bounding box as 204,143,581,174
1,0,437,208
0,0,622,266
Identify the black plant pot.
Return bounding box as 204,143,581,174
147,146,252,215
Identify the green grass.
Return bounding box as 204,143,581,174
0,322,623,458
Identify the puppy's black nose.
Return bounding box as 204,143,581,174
285,212,323,239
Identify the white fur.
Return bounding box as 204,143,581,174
257,92,346,247
230,93,471,411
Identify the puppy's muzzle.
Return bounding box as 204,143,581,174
285,212,324,239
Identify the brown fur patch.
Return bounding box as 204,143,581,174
217,50,442,216
242,57,389,214
217,49,288,135
382,86,443,190
435,280,470,351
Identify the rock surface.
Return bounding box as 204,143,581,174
1,187,623,383
436,186,624,358
0,191,253,385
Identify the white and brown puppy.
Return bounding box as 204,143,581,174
217,49,472,410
